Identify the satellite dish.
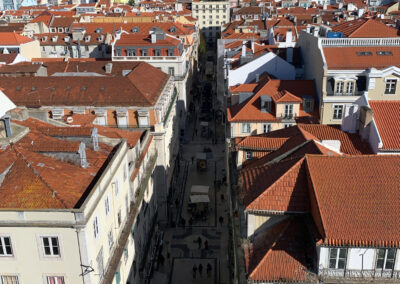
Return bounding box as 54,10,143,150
66,116,73,124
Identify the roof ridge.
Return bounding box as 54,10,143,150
304,155,326,240
12,146,69,209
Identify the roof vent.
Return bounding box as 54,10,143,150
78,142,88,168
96,27,103,33
1,115,12,137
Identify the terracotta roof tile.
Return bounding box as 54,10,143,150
323,46,400,69
307,155,400,247
246,158,310,213
237,137,288,150
331,18,399,38
0,32,33,45
369,101,400,151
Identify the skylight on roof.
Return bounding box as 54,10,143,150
356,51,372,56
81,86,87,91
377,51,392,56
16,86,21,91
51,86,56,91
66,86,71,90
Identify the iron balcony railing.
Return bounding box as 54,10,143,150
320,268,400,281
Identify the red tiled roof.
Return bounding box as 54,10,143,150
227,80,317,122
246,158,309,213
323,46,400,69
331,18,399,38
246,217,316,282
0,32,33,45
307,155,400,247
369,101,400,151
236,136,288,150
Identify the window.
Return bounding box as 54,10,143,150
85,45,89,52
262,124,271,133
105,196,110,216
108,230,114,249
376,249,396,270
333,105,343,120
329,248,347,269
241,123,251,133
1,276,19,284
284,104,294,118
385,79,397,94
42,237,60,256
346,81,354,94
168,67,175,76
97,248,104,280
245,151,253,160
335,81,344,94
167,49,174,56
114,178,119,196
154,49,160,56
117,210,122,227
0,237,13,256
127,49,136,56
46,276,65,284
284,123,292,128
93,217,99,238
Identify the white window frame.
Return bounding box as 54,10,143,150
284,104,294,118
345,81,354,94
46,276,65,284
0,275,20,284
328,247,347,269
385,78,397,94
0,236,13,256
105,195,110,216
376,248,396,270
333,105,344,120
93,217,99,239
335,81,344,94
245,151,253,160
262,123,271,133
241,123,251,134
41,236,60,257
108,230,114,250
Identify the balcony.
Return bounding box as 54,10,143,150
279,113,297,121
320,268,400,282
102,152,157,284
320,37,400,47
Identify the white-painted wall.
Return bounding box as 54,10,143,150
0,90,16,117
227,52,295,86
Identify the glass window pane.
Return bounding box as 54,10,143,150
44,246,51,255
43,238,49,246
330,248,338,259
385,259,395,270
4,238,10,246
329,259,336,269
0,245,4,255
377,249,385,259
51,237,58,247
339,248,347,258
338,259,346,269
387,249,396,260
53,246,59,255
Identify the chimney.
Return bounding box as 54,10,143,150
251,41,255,54
241,41,246,57
2,115,12,137
105,62,113,74
286,47,293,63
255,73,260,82
151,33,157,44
286,29,292,44
323,3,327,10
339,2,343,9
91,128,99,151
78,142,88,168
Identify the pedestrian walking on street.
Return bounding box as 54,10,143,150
198,263,203,275
197,236,202,249
193,264,197,279
204,240,208,250
207,263,212,277
219,216,224,226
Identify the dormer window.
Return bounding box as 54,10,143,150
260,95,272,113
132,27,139,33
141,49,148,56
167,49,174,56
345,81,354,94
154,49,161,56
138,110,150,127
127,49,136,56
169,26,176,33
335,81,344,94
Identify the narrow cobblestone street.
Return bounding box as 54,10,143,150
150,60,232,283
